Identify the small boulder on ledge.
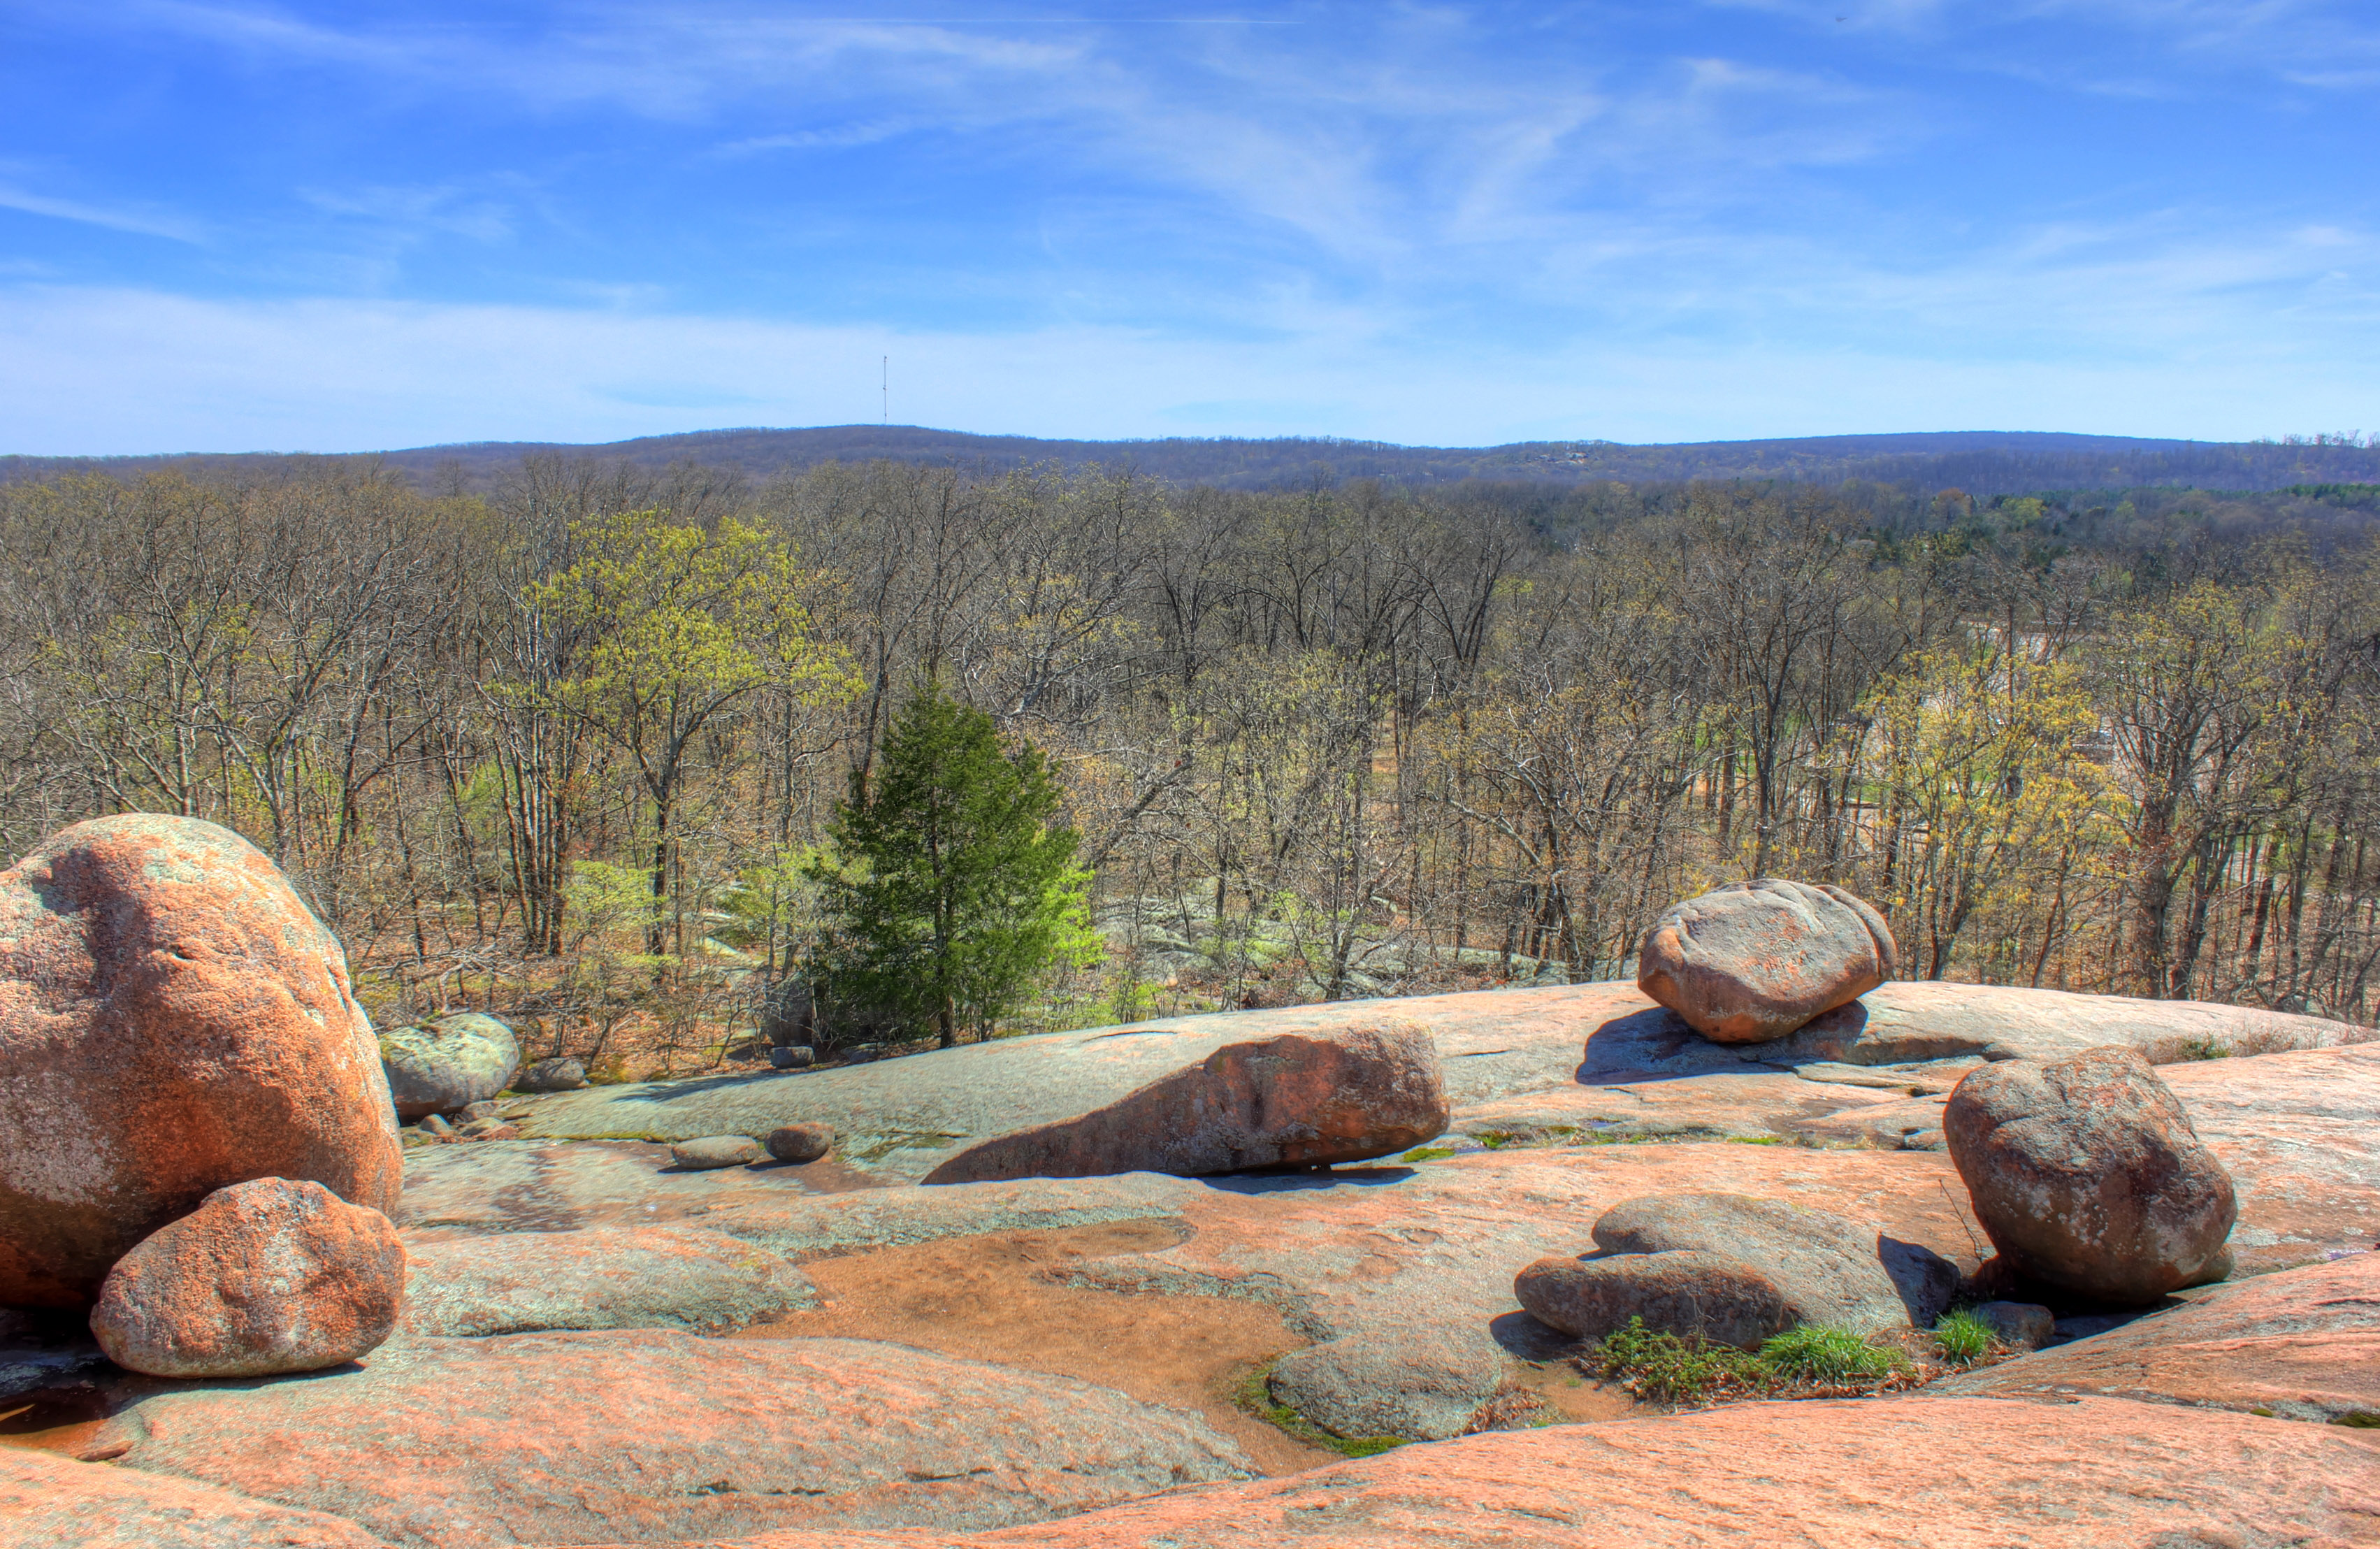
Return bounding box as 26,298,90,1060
89,1177,405,1379
517,1056,586,1092
1945,1045,2236,1304
1636,878,1898,1044
670,1135,768,1171
765,1123,835,1163
381,1012,519,1121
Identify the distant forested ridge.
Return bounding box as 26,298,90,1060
6,426,2377,497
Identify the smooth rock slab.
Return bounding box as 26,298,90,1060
400,1225,816,1337
381,1014,520,1123
923,1024,1448,1184
0,1448,390,1549
550,1394,2380,1549
1515,1192,1958,1348
1944,1250,2380,1422
88,1330,1255,1548
1946,1046,2237,1303
91,1177,405,1379
0,813,403,1306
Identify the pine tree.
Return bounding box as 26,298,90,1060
811,684,1095,1046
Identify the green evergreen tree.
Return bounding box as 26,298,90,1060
811,684,1095,1046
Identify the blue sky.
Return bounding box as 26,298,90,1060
3,1,2376,453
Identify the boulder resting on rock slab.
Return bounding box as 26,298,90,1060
765,1122,835,1163
0,813,402,1306
401,1225,814,1337
82,1329,1256,1544
1945,1045,2236,1304
544,1393,2380,1549
90,1176,405,1379
1515,1192,1958,1347
1636,878,1897,1044
670,1134,767,1169
380,1013,519,1121
0,1448,390,1549
923,1023,1447,1185
517,1056,586,1093
1943,1249,2380,1422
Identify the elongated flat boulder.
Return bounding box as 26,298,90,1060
1636,879,1897,1042
0,814,402,1305
0,1447,390,1549
545,1394,2380,1548
86,1330,1255,1545
923,1024,1446,1184
1943,1250,2380,1422
400,1225,816,1337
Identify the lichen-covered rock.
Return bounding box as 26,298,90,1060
0,814,402,1306
1636,879,1898,1043
1515,1192,1956,1347
1945,1046,2236,1304
923,1023,1448,1185
379,1013,519,1121
89,1177,404,1378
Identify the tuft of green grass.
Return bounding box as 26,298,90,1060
1931,1309,1995,1366
2334,1411,2380,1429
1230,1360,1408,1457
1725,1135,1784,1146
1590,1317,1770,1405
2177,1037,2233,1060
1401,1146,1457,1163
1759,1325,1909,1385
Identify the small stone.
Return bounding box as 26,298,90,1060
765,1123,835,1164
519,1056,587,1093
1945,1046,2237,1304
419,1114,457,1139
89,1177,405,1379
459,1101,499,1121
669,1135,767,1171
455,1119,519,1141
768,1045,815,1070
1969,1301,2055,1351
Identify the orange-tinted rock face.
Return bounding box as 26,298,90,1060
0,1447,390,1549
922,1024,1449,1185
1636,879,1897,1044
89,1177,404,1378
0,814,402,1306
541,1394,2380,1549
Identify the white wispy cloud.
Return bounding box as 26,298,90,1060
0,180,205,243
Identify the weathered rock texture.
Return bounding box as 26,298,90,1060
1515,1192,1956,1347
0,814,402,1306
380,1014,519,1121
670,1135,767,1170
1636,879,1897,1043
0,1447,391,1549
765,1123,835,1164
1945,1249,2380,1422
516,1056,585,1093
500,980,2363,1181
923,1023,1448,1185
401,1225,814,1337
86,1330,1255,1545
1946,1046,2237,1302
547,1395,2380,1549
89,1177,404,1379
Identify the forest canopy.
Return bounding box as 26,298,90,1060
3,455,2374,1077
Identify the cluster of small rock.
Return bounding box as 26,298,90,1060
1514,877,2243,1355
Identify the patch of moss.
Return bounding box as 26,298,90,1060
1230,1359,1409,1459
2333,1411,2380,1429
1401,1146,1457,1163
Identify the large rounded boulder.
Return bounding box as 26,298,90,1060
90,1176,405,1378
0,815,403,1306
381,1013,519,1121
1636,879,1898,1043
1944,1045,2236,1304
